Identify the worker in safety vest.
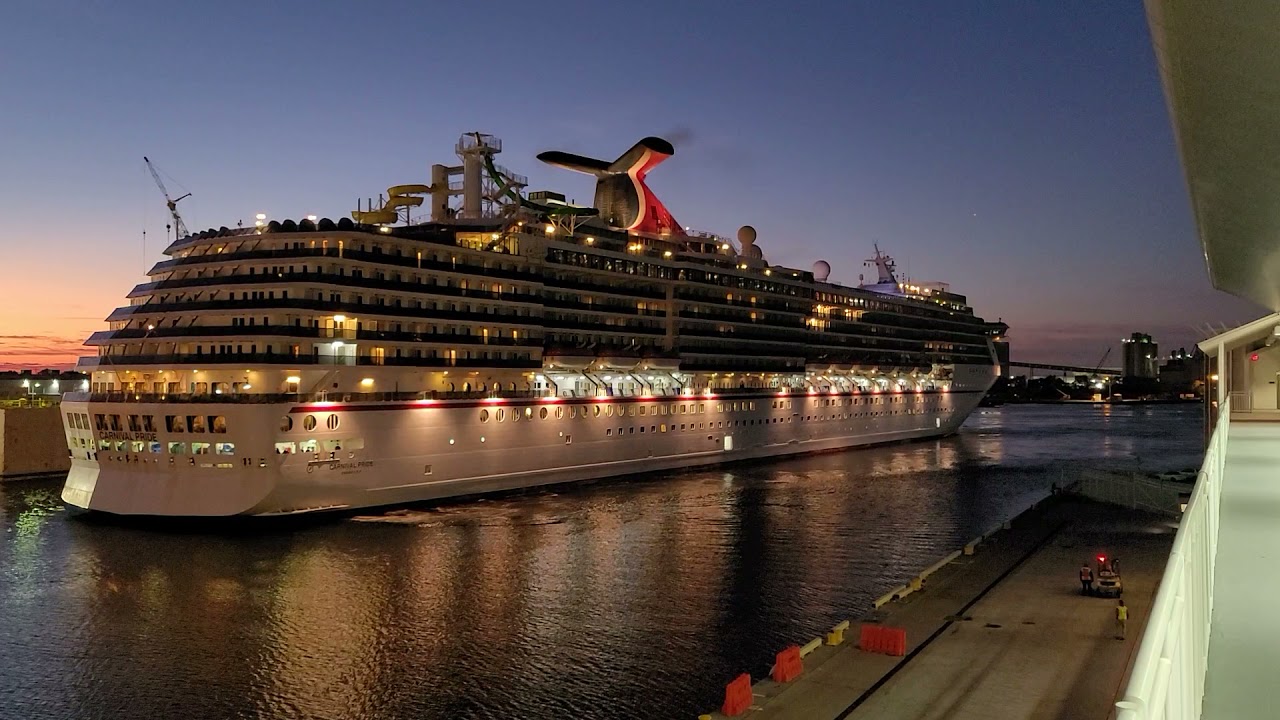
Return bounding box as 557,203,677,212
1079,563,1094,595
1115,600,1128,640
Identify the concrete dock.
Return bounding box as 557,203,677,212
706,497,1176,720
0,406,69,479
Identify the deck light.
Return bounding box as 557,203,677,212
360,378,374,387
286,376,301,384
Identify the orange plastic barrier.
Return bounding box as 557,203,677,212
721,673,752,716
859,624,908,656
771,644,803,683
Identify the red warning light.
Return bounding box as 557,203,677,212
1251,353,1260,362
1097,555,1106,563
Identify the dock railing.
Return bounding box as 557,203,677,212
1116,398,1228,720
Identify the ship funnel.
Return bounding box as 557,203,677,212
538,137,683,235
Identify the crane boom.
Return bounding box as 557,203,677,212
144,156,191,239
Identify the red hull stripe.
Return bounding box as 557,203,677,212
287,389,982,413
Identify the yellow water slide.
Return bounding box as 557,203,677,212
351,184,432,224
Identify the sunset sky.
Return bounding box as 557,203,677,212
0,1,1260,371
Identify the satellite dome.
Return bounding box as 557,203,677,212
745,244,764,259
813,260,831,282
736,225,757,247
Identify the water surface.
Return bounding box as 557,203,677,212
0,404,1202,719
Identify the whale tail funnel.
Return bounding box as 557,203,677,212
537,137,682,235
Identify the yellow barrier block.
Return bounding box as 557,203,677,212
699,715,712,720
910,576,923,591
963,542,977,556
832,620,850,633
826,628,845,645
800,637,823,657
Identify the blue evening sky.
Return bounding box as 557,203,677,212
0,0,1259,368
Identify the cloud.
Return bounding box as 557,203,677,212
0,333,90,371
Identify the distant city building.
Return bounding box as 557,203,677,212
1159,347,1204,397
0,370,88,400
1122,332,1159,378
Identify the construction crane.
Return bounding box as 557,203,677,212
144,156,191,240
1093,347,1112,375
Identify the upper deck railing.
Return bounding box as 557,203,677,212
1115,398,1228,719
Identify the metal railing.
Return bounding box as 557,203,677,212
1116,397,1229,720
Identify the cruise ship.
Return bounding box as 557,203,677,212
60,133,1003,517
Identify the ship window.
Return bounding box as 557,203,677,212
110,415,123,431
639,406,647,416
143,416,156,432
127,415,141,432
606,406,614,417
496,408,505,422
131,441,145,453
524,407,533,419
564,434,571,445
189,415,207,433
555,407,564,420
326,415,339,430
115,441,126,452
281,416,293,432
628,406,636,417
698,404,705,413
639,426,645,433
275,442,296,454
299,439,318,453
168,442,185,455
539,407,548,420
99,439,111,450
303,415,317,431
149,441,162,453
594,405,602,417
607,428,613,436
480,409,489,423
569,407,577,418
210,416,227,433
191,442,211,455
660,424,667,432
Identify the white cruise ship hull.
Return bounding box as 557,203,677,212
61,365,994,517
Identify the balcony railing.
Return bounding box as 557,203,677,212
1115,397,1228,720
78,353,541,369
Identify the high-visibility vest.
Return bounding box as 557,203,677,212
1117,606,1128,621
1080,568,1092,580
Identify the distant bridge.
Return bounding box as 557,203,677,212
1007,361,1122,377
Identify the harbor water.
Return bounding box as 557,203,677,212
0,404,1201,720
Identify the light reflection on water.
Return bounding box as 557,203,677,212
0,405,1201,719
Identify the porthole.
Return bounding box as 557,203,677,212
539,407,548,420
326,414,340,430
593,405,601,417
280,416,293,432
497,408,505,422
303,415,317,431
606,405,614,417
513,410,521,422
555,407,564,419
480,409,489,423
524,407,533,419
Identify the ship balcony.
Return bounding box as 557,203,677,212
125,271,542,303
105,298,545,327
77,353,543,369
86,326,544,347
148,246,541,284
